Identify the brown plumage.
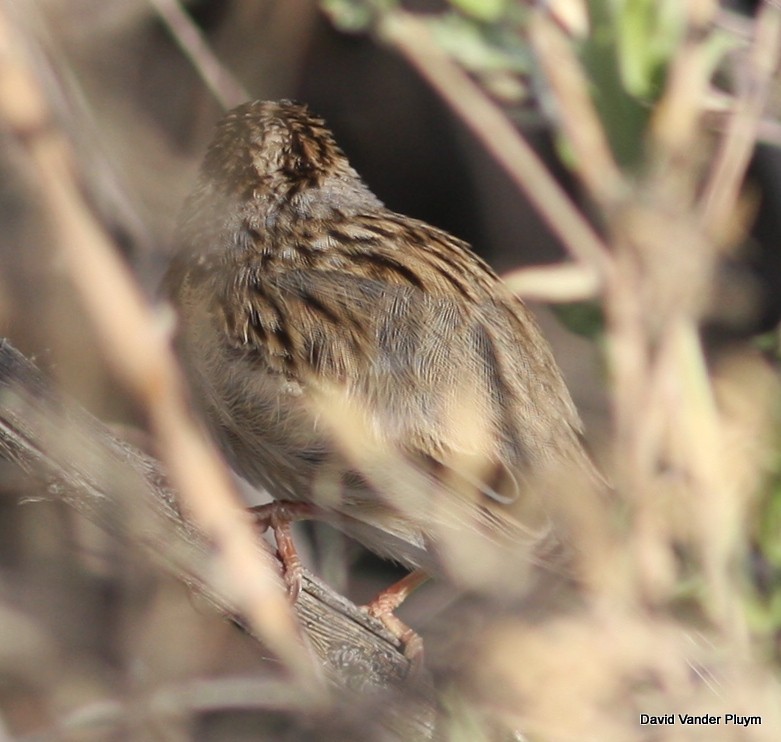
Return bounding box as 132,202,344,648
164,100,597,584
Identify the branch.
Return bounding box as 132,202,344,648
147,0,249,110
378,10,613,286
699,0,781,237
0,338,435,739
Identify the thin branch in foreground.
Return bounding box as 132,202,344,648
147,0,249,111
502,263,602,302
527,11,626,210
699,1,781,237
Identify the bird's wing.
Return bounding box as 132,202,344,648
219,215,590,518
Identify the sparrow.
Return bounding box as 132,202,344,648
164,99,600,659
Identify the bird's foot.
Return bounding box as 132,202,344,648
362,569,429,676
250,501,320,603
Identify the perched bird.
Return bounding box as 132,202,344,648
164,100,599,657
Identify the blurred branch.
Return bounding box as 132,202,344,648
0,0,308,683
147,0,249,110
21,678,311,742
377,10,613,289
699,0,781,238
0,339,434,739
528,11,626,210
706,107,781,148
503,262,601,302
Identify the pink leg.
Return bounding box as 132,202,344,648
251,502,429,674
363,569,429,674
249,501,322,602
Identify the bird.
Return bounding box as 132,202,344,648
163,99,601,662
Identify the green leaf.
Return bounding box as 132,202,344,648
615,0,683,99
426,13,530,75
552,301,605,339
320,0,396,32
449,0,508,23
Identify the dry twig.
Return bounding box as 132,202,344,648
147,0,249,111
378,9,613,294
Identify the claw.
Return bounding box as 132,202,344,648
250,500,316,602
